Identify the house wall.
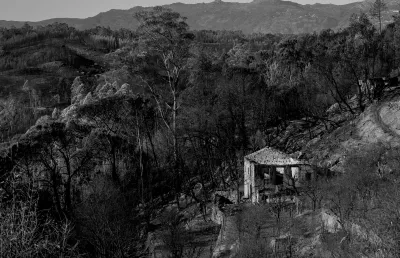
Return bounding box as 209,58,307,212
244,159,257,201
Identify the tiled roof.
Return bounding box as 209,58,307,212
245,147,307,166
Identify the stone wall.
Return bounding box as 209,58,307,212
211,204,240,258
211,204,224,225
215,190,238,204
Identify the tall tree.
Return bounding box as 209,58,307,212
132,7,194,203
76,95,131,184
370,0,387,34
347,12,378,105
15,117,95,218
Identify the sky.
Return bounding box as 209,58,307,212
0,0,362,22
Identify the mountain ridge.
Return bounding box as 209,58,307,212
0,0,398,34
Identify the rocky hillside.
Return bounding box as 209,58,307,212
299,86,400,173
1,0,400,34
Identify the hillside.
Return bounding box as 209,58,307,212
3,6,400,257
1,0,399,34
0,28,111,139
301,87,400,170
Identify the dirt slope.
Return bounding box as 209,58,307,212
303,88,400,172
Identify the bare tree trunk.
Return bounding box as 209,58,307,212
172,91,182,210
51,171,63,219
325,72,355,114
137,112,144,204
64,179,72,214
146,127,159,169
111,144,118,183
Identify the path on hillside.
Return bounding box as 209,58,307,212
353,89,400,147
374,89,400,146
375,105,400,140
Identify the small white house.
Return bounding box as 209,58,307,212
243,147,312,203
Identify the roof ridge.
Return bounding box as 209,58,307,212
245,146,285,157
245,146,307,166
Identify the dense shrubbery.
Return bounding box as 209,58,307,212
0,182,81,257
310,144,400,257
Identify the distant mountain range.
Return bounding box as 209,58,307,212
1,0,400,34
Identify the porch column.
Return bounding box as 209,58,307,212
250,163,256,203
291,166,300,187
244,159,250,199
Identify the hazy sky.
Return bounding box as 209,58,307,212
0,0,362,21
